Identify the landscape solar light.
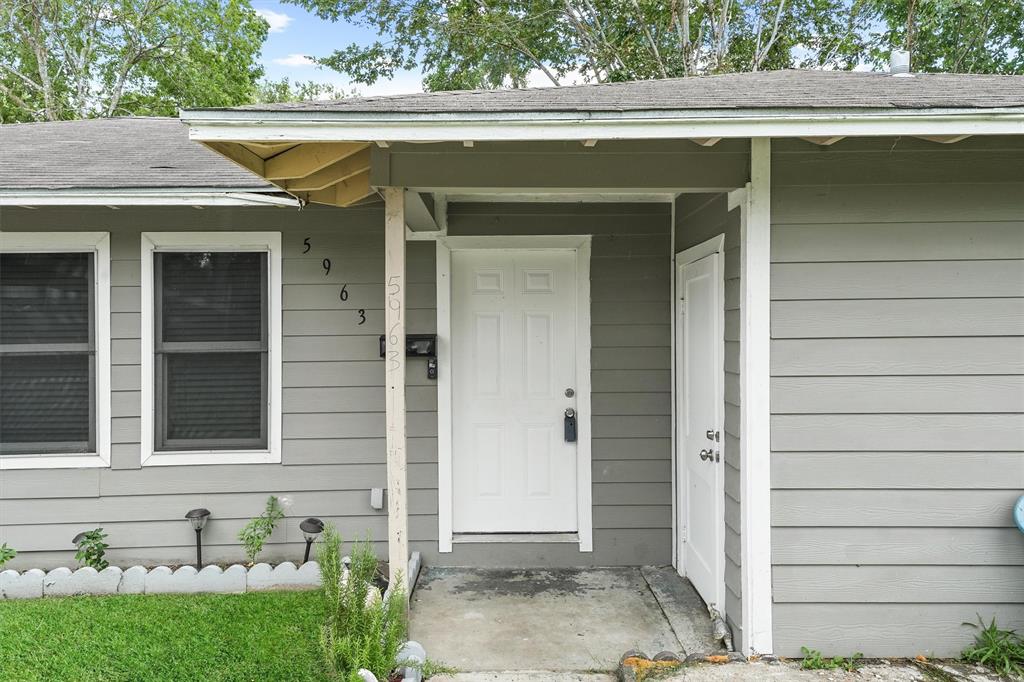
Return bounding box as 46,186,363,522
185,508,211,569
72,531,89,548
300,517,324,563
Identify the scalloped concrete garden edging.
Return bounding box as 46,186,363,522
0,561,322,599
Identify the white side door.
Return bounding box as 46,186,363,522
451,249,578,533
677,252,725,608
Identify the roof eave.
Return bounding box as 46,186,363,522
181,106,1024,143
0,188,300,207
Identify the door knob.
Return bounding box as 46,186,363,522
699,448,719,462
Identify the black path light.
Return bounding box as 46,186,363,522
185,508,211,569
300,517,324,563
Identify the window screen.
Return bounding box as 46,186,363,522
154,251,268,451
0,252,95,455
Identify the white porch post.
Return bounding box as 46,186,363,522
740,138,773,654
383,186,410,592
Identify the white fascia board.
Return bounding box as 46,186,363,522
0,190,300,207
182,108,1024,143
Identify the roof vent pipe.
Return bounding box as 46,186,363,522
890,50,911,75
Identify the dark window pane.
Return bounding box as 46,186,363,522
0,253,91,344
0,354,92,453
164,352,264,444
159,252,265,342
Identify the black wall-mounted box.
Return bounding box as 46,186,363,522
378,333,437,359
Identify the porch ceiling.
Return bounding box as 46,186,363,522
201,140,374,208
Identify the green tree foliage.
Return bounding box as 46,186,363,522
861,0,1024,74
280,0,1023,91
255,77,350,103
0,0,269,121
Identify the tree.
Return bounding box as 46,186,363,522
279,0,866,91
0,0,268,122
280,0,1022,91
861,0,1024,74
255,77,350,103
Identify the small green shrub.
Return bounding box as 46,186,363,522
962,616,1024,677
0,542,16,568
800,647,863,672
317,525,407,681
75,529,109,570
238,495,286,564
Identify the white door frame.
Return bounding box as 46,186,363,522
674,233,727,614
436,234,593,553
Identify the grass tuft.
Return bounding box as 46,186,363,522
799,646,863,672
962,616,1024,678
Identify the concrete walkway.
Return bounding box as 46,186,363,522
409,566,719,673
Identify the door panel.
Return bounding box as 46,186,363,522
452,249,578,533
677,253,725,608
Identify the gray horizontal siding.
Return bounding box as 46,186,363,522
447,202,673,565
0,205,444,568
769,136,1024,658
0,201,675,570
773,604,1024,659
676,193,743,642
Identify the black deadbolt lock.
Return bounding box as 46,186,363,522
564,408,578,443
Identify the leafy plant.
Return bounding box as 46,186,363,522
74,529,109,570
800,647,863,672
962,616,1024,677
238,495,286,564
417,659,459,679
0,542,16,568
317,525,407,681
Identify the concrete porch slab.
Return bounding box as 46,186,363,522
409,566,712,672
641,565,723,654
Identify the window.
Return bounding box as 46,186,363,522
0,233,110,470
141,233,281,465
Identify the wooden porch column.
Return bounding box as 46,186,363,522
382,186,409,593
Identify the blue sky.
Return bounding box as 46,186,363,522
252,1,428,96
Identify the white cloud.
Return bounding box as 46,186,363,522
273,53,316,67
255,8,293,33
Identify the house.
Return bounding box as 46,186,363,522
1,69,1022,659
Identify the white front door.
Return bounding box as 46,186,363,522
677,252,725,608
451,249,578,533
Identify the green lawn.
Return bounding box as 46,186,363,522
0,590,328,682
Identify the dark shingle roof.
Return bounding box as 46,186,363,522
0,117,273,191
229,70,1024,115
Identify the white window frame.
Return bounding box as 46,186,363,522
0,232,111,470
140,232,282,466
